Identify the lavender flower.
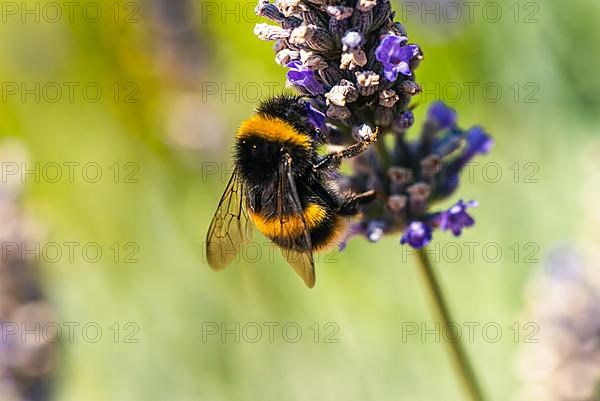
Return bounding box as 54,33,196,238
438,200,477,236
305,101,327,132
254,0,492,249
400,222,432,248
286,60,324,95
375,35,421,81
340,101,492,249
0,140,56,401
393,110,415,131
516,247,600,401
427,101,457,129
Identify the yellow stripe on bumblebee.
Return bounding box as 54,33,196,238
248,203,327,239
237,115,311,150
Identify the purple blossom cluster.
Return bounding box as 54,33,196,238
254,0,493,249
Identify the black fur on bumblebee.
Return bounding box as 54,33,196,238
206,95,377,288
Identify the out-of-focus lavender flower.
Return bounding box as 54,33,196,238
0,140,56,401
453,126,494,168
375,35,420,81
393,110,415,131
438,200,477,236
150,0,210,86
254,0,492,249
515,246,600,401
427,101,457,129
400,222,432,248
286,60,324,95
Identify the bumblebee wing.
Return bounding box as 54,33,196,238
276,155,316,288
205,167,253,270
280,248,315,288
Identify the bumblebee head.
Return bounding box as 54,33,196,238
235,136,284,185
235,115,315,185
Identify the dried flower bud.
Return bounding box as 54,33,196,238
371,1,393,31
357,0,378,12
302,7,329,28
256,1,285,22
300,49,328,70
326,81,358,106
355,71,380,96
277,0,305,17
319,66,345,86
375,106,393,126
398,80,421,95
408,182,432,213
352,7,374,32
340,49,368,70
379,89,399,107
329,17,350,40
282,17,303,30
420,155,442,176
289,24,312,44
387,194,407,213
326,5,354,20
290,24,335,51
327,104,352,120
276,49,300,66
273,39,287,52
254,23,290,40
388,166,413,185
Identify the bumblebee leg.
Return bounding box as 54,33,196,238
314,128,379,170
338,190,376,216
308,179,340,209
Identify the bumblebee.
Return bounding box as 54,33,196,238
206,95,377,288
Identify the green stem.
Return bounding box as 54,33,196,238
375,137,391,169
415,248,486,401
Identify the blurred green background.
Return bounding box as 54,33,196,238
0,0,598,400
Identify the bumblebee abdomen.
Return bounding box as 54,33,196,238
249,202,347,252
308,217,348,251
248,203,326,240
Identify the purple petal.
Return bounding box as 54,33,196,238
438,200,477,237
393,110,415,131
427,102,457,129
375,35,406,62
339,223,363,251
384,68,399,82
286,61,324,95
304,102,327,132
466,126,494,154
392,45,419,65
366,220,386,243
395,61,411,76
375,35,419,81
400,222,433,249
453,126,494,168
